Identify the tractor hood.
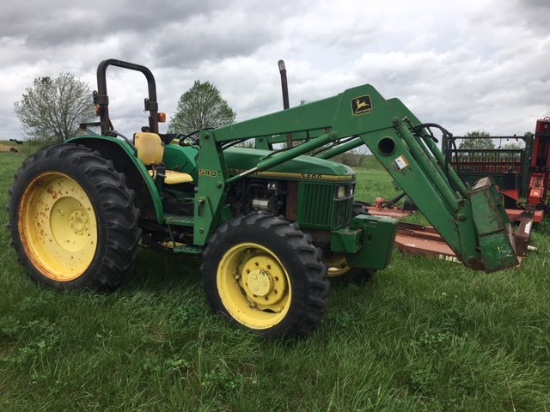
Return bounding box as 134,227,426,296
223,147,355,183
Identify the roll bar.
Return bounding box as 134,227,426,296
93,59,160,135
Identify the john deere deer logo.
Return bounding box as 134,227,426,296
352,96,372,116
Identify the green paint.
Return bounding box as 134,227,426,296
66,81,517,272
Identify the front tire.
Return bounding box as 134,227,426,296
201,212,329,339
8,144,141,291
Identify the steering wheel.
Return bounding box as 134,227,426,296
178,130,201,146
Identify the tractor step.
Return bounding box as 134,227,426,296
164,214,194,227
173,245,203,255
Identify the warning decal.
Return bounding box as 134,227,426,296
392,155,410,171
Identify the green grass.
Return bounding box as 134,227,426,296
1,150,550,411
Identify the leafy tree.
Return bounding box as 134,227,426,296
499,142,522,160
339,150,363,167
169,81,236,134
458,131,495,150
14,73,95,143
501,142,522,150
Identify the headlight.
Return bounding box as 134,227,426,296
336,185,346,199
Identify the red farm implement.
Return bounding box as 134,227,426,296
367,118,550,263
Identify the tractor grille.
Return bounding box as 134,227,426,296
299,183,354,229
300,183,333,228
332,196,354,228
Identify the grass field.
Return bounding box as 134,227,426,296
1,149,549,411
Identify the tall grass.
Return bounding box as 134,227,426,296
1,150,549,411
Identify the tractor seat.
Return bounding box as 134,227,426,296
134,132,193,185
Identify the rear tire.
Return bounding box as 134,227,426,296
201,212,329,339
8,144,141,291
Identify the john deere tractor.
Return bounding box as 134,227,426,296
8,59,518,338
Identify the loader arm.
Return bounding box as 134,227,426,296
195,84,517,272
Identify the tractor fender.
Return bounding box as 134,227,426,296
66,135,163,223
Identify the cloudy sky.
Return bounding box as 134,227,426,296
1,0,549,141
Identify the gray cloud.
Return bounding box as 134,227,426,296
1,0,549,141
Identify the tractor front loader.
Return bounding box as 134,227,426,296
8,59,518,339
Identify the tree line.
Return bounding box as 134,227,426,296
14,74,235,144
14,72,523,156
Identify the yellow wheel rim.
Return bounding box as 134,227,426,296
19,173,98,282
325,254,352,278
217,243,291,330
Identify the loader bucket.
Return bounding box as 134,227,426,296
468,177,518,272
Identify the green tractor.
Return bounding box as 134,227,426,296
8,59,518,338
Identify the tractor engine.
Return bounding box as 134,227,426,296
227,178,286,217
